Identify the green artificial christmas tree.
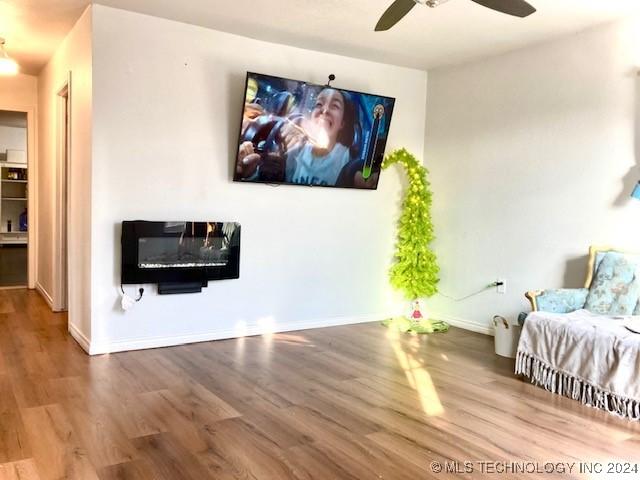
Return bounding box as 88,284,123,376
382,149,448,334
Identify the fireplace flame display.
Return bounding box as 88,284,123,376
138,222,236,269
121,221,241,287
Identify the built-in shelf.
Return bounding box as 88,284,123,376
0,231,28,245
1,179,27,183
0,163,27,169
1,197,27,201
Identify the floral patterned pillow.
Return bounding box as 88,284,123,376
584,252,640,315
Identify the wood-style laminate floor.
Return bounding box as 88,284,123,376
0,289,639,480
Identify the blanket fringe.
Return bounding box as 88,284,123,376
515,351,640,421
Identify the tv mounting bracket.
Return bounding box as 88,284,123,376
325,74,336,87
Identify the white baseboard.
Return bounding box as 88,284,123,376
35,282,54,309
87,312,387,355
431,313,494,336
68,322,91,354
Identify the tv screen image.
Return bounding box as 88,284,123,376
234,72,395,189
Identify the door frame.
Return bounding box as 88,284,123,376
0,103,37,290
53,73,71,312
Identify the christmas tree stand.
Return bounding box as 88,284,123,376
383,301,449,334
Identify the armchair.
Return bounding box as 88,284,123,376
523,245,637,316
516,245,640,420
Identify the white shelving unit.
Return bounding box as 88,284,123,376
0,162,27,245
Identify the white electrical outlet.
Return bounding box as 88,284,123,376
497,278,506,294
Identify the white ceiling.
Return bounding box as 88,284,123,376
2,0,640,75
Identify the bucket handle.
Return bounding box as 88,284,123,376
493,315,509,329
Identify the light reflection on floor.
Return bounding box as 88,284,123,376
232,319,316,365
386,327,444,416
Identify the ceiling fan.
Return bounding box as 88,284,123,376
375,0,536,31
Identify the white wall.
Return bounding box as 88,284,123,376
38,7,92,341
0,74,38,107
0,126,26,151
425,19,640,334
89,5,427,353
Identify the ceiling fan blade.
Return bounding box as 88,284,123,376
470,0,536,17
375,0,417,31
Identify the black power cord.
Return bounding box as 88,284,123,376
120,284,144,302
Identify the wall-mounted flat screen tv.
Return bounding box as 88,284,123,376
234,72,395,189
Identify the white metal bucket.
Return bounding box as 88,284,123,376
493,315,521,358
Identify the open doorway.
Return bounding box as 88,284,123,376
0,110,28,288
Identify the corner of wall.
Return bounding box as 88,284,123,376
422,19,640,335
37,2,94,353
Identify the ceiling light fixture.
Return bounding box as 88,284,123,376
0,38,19,76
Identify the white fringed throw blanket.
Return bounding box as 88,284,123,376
516,310,640,420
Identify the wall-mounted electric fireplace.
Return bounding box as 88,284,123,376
121,221,240,294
